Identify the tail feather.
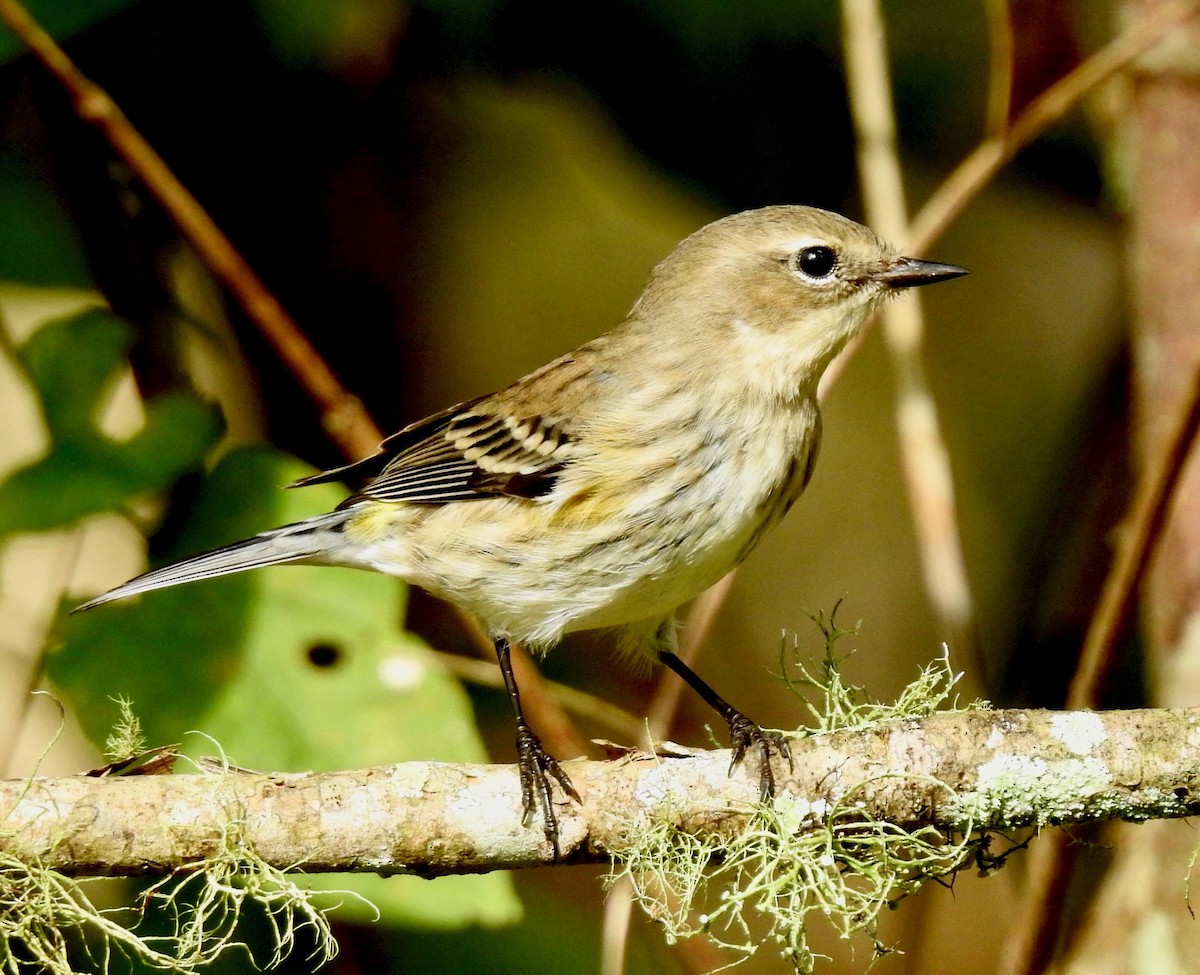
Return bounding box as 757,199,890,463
72,510,353,613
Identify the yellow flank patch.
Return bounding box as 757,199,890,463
344,502,407,543
547,480,629,528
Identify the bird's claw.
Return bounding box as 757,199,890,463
726,711,793,801
514,724,580,858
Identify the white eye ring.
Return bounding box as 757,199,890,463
793,245,838,281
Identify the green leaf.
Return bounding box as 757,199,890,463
51,445,520,928
0,308,223,539
19,305,131,434
0,150,93,287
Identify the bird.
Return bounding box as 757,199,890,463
74,205,967,854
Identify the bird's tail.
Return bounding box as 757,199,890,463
72,510,355,613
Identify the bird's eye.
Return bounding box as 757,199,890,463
794,245,837,280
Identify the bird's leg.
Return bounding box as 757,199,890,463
494,638,580,856
658,649,792,800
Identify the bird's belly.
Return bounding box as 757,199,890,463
385,399,819,649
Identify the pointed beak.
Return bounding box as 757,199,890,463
874,257,969,289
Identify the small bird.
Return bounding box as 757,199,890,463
75,205,966,852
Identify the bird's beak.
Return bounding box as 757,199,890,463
874,257,969,289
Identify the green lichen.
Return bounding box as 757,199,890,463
1,708,367,975
610,608,1002,972
103,694,146,762
0,820,352,975
777,601,986,733
612,786,977,972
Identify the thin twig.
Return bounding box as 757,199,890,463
425,647,644,744
984,0,1016,135
0,0,592,817
1068,371,1200,709
644,572,737,749
841,0,978,657
0,0,381,462
909,0,1200,255
450,607,591,759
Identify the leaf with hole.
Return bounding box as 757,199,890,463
51,445,520,928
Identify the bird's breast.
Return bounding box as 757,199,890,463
388,391,823,647
536,393,822,625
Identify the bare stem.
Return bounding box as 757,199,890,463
983,0,1016,135
841,0,978,655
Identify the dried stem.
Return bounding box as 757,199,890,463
984,0,1016,135
644,572,738,749
426,648,644,744
1067,372,1200,709
448,607,591,760
841,0,978,655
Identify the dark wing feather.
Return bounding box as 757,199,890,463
292,396,575,506
290,397,486,489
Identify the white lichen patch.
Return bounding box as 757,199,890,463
633,762,675,807
1049,712,1108,756
950,753,1113,827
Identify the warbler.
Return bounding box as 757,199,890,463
75,205,966,851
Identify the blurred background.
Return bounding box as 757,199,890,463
0,0,1158,972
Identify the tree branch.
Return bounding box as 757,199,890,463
5,707,1199,878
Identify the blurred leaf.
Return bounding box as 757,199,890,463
250,0,407,77
251,0,347,67
0,150,93,287
411,0,835,58
0,307,222,539
51,445,520,928
19,303,129,433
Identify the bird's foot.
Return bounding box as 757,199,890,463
515,723,580,858
726,710,793,801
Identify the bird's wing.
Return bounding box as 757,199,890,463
292,395,577,505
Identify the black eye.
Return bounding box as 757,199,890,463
795,245,837,280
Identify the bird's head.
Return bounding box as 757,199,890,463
631,205,966,397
